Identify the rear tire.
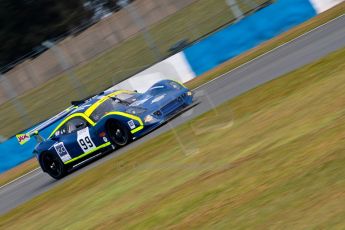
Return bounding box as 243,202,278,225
106,120,131,147
40,151,67,179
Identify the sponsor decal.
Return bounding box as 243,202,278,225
16,134,30,145
77,127,96,153
130,95,153,106
54,142,72,162
128,120,136,130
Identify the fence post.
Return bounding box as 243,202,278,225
42,41,85,99
225,0,244,21
0,74,33,128
118,0,162,61
24,62,39,87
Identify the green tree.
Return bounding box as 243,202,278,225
0,0,91,69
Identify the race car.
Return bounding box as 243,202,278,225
16,80,193,179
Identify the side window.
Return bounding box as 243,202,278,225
55,124,68,137
65,117,88,134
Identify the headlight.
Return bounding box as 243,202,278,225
187,91,192,96
144,115,154,123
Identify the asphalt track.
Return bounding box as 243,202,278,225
1,14,345,216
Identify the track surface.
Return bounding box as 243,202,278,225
1,14,345,215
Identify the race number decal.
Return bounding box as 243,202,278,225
54,142,72,162
128,120,136,130
77,127,96,153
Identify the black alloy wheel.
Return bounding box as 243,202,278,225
41,152,67,179
107,121,130,147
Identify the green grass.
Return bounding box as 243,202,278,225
1,0,344,187
1,44,345,229
186,1,345,89
0,0,270,139
0,158,38,187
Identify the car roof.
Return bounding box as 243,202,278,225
48,90,134,138
68,90,134,116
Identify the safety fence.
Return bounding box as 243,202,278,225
0,0,271,140
1,0,341,172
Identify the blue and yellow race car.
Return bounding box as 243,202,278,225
17,80,193,179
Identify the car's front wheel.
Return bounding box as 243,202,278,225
40,151,67,179
106,120,131,147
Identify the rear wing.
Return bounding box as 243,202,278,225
16,106,75,145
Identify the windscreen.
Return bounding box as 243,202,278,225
89,93,136,121
90,98,121,122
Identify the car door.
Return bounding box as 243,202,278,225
53,116,97,161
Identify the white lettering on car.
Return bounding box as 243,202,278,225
54,142,72,162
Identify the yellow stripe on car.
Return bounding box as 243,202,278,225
172,80,186,88
49,90,142,138
84,90,134,117
104,111,144,134
64,142,111,164
130,126,143,134
49,113,95,138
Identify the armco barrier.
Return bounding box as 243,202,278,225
183,0,317,76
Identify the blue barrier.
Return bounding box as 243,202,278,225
0,123,58,173
184,0,317,76
0,0,318,174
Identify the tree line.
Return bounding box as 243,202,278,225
0,0,133,71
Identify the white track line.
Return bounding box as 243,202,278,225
1,13,344,190
0,167,41,190
194,13,345,91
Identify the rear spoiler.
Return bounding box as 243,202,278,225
16,106,75,145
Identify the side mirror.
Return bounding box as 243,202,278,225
76,122,86,129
